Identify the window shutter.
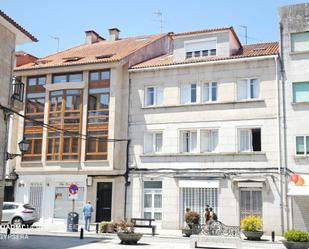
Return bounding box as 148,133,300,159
181,84,190,104
250,79,259,99
203,83,210,102
237,80,248,100
155,133,163,152
211,130,219,151
144,133,153,153
239,130,250,152
211,82,218,101
190,131,197,152
201,130,211,152
156,87,164,105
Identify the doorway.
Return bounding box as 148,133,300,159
96,182,112,222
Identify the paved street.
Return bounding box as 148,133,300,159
0,233,286,249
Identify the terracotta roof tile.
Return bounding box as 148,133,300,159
0,10,38,42
16,33,167,71
173,26,233,37
131,42,279,70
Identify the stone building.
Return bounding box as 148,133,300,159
0,9,37,220
13,29,169,224
127,27,283,234
279,3,309,231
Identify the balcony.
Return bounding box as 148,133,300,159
11,79,24,110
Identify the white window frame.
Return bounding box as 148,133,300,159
145,86,164,107
179,130,198,153
144,132,163,154
203,82,218,102
295,135,309,156
143,181,162,221
237,78,260,100
237,127,261,152
180,83,197,104
200,129,219,152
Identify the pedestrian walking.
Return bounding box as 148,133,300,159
83,201,93,231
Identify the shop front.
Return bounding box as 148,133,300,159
288,174,309,231
15,174,87,224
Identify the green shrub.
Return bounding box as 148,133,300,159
99,221,115,233
185,211,200,225
240,216,262,231
284,230,309,242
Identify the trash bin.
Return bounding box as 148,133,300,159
67,212,79,232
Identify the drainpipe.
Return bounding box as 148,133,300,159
275,54,284,235
279,21,290,231
123,139,130,220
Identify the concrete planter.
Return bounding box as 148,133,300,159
182,227,201,237
117,232,143,245
282,240,309,249
242,230,264,240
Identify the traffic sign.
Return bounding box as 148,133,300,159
69,184,79,195
69,184,79,200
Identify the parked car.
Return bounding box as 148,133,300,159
1,202,39,227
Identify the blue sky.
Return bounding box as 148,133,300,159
1,0,304,58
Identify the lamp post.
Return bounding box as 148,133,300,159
6,138,30,160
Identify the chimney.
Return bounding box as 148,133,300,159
85,30,105,44
108,28,120,41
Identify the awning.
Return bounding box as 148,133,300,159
232,177,267,188
288,186,309,196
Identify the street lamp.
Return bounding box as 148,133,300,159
6,138,30,160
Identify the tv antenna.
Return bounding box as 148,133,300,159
154,10,163,33
50,35,60,52
239,25,248,45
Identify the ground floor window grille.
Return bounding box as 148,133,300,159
29,183,43,218
143,181,162,221
240,189,262,222
179,187,218,226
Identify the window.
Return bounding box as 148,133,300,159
144,132,163,153
28,76,46,86
296,136,309,155
186,52,193,59
87,70,110,160
293,82,309,103
145,87,163,106
201,130,218,152
180,186,218,226
240,189,262,221
23,77,46,162
291,32,309,52
180,130,197,153
52,72,83,83
184,39,217,59
203,82,217,102
47,89,83,161
181,84,196,104
238,128,261,152
237,79,259,100
90,70,110,82
143,181,162,221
